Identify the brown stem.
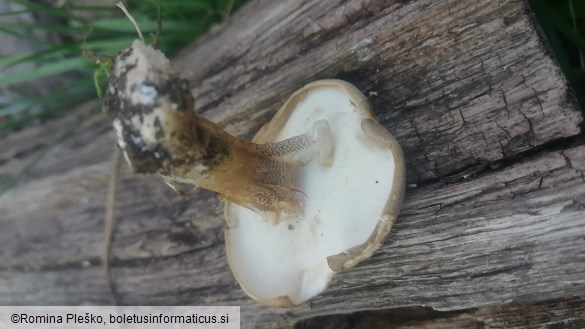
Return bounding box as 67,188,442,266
102,41,328,215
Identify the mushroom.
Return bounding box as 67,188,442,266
102,40,405,307
225,80,405,307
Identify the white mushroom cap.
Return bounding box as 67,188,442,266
224,80,405,307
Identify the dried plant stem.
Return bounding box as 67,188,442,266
103,146,121,305
116,2,144,41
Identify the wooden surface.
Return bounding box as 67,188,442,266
294,295,585,328
1,0,584,328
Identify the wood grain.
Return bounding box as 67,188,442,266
1,0,584,328
294,295,585,329
175,0,582,183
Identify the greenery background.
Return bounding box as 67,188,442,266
0,0,583,194
529,0,585,108
0,0,243,194
0,0,243,133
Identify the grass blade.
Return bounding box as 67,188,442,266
0,57,87,88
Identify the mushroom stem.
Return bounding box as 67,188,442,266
163,114,333,216
125,107,332,216
102,40,332,218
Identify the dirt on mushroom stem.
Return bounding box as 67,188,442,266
102,40,315,218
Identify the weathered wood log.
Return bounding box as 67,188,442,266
1,0,584,328
294,295,585,328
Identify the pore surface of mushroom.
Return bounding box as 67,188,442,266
225,80,405,307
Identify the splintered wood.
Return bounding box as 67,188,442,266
0,0,583,328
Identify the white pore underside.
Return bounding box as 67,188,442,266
226,85,395,305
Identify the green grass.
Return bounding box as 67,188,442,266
0,0,242,195
529,0,585,107
0,0,242,134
